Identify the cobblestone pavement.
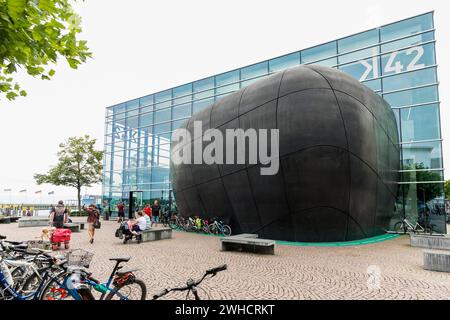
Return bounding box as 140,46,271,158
1,219,450,300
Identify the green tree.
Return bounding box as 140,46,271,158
445,180,450,200
34,135,103,213
402,163,443,202
0,0,91,101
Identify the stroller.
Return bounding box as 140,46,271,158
115,221,142,244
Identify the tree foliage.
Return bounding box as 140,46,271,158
402,163,443,202
0,0,91,101
34,135,103,211
445,180,450,200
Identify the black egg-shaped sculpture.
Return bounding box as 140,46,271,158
170,65,400,242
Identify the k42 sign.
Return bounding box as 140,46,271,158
339,45,434,82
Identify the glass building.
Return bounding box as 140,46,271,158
103,12,445,229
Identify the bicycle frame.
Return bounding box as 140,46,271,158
91,260,133,300
0,263,68,300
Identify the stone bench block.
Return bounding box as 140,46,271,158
220,234,275,255
410,234,450,250
63,223,80,233
138,227,172,242
19,218,50,228
424,250,450,273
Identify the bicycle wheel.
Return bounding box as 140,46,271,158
24,268,66,296
393,221,406,233
208,223,218,235
105,279,147,300
222,225,232,237
39,277,75,300
169,220,178,230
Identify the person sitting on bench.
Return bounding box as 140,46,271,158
130,211,147,235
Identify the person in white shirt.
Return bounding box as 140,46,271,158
131,211,147,234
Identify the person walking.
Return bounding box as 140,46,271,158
117,202,125,223
151,200,161,225
49,201,68,228
86,204,100,244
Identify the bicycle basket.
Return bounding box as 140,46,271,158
65,249,94,268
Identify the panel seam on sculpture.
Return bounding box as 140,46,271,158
187,116,208,216
332,89,400,151
274,69,296,241
235,85,264,233
184,87,335,147
178,145,398,200
253,206,367,240
210,89,243,232
306,66,357,240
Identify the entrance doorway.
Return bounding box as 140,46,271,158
128,191,143,219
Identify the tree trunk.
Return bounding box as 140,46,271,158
77,187,81,215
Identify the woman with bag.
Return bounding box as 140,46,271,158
86,204,100,244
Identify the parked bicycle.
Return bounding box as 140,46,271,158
208,218,232,237
153,264,227,300
0,234,147,301
40,250,147,300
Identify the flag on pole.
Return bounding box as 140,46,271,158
19,189,27,193
4,188,11,192
35,190,42,194
48,191,55,195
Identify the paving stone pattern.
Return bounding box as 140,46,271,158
1,219,449,300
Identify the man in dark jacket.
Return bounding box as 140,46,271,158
50,200,68,228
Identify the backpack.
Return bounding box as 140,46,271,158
53,206,66,228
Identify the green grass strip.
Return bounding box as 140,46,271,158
276,233,401,247
174,228,401,247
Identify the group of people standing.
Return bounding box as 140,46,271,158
116,200,162,224
49,200,100,244
48,199,166,244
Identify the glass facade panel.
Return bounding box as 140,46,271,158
173,83,192,104
338,29,379,53
140,94,153,107
380,13,433,42
381,31,434,53
139,111,153,127
172,103,191,120
193,77,214,99
193,97,214,114
302,41,336,63
103,12,444,232
382,67,437,92
241,62,268,80
400,104,440,142
154,108,171,124
402,140,442,170
381,43,435,78
269,52,300,72
383,85,438,107
215,70,240,95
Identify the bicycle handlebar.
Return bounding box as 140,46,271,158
206,264,227,275
153,264,227,299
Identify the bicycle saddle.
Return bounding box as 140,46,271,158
109,256,131,263
116,268,139,276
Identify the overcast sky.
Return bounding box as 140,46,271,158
0,0,448,204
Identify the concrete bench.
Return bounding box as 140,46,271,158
423,250,450,273
0,217,11,224
220,234,275,255
410,234,450,250
126,227,172,243
19,217,50,228
75,222,85,230
63,223,80,233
